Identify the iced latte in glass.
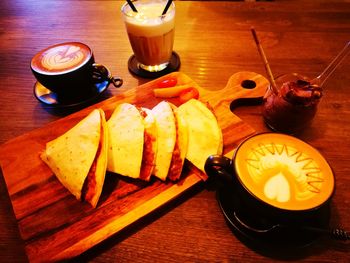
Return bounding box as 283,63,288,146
121,0,175,72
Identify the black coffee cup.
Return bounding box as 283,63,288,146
205,133,334,230
31,42,123,102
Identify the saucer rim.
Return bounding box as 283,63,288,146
216,186,329,251
33,79,109,108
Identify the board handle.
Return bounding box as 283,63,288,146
208,71,270,111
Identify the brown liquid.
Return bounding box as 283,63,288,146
127,29,174,66
31,42,91,74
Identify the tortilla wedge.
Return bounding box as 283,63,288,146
167,104,188,181
151,101,176,181
139,108,158,181
82,109,108,208
107,103,144,179
177,99,223,172
40,109,107,208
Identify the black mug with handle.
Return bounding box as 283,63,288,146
31,42,123,103
204,133,342,241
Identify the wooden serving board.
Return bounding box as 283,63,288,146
0,71,268,262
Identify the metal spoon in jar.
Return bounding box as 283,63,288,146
310,41,350,87
282,41,350,104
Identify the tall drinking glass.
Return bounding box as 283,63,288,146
121,0,175,72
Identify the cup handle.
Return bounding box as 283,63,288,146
92,63,123,88
204,155,235,185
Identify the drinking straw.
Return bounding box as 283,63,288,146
127,0,138,12
251,27,278,94
162,0,173,15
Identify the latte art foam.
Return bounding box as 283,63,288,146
41,46,85,71
246,144,321,203
31,42,91,74
235,134,334,211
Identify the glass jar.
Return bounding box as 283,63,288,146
262,73,322,134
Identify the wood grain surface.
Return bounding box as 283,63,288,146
1,1,350,262
0,72,267,262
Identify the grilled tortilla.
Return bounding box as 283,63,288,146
168,104,188,181
151,101,176,181
177,99,223,172
107,103,144,179
139,107,157,181
40,109,107,208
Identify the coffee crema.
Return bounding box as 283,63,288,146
31,42,91,74
234,133,334,211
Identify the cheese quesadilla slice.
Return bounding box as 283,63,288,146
107,103,144,179
40,108,107,207
168,104,189,181
82,109,108,207
178,99,223,172
151,101,176,181
139,108,158,181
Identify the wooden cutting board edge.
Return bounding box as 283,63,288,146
0,71,263,262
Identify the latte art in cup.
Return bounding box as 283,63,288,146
234,133,334,211
31,42,91,74
30,42,119,103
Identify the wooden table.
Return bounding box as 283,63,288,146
1,0,349,262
